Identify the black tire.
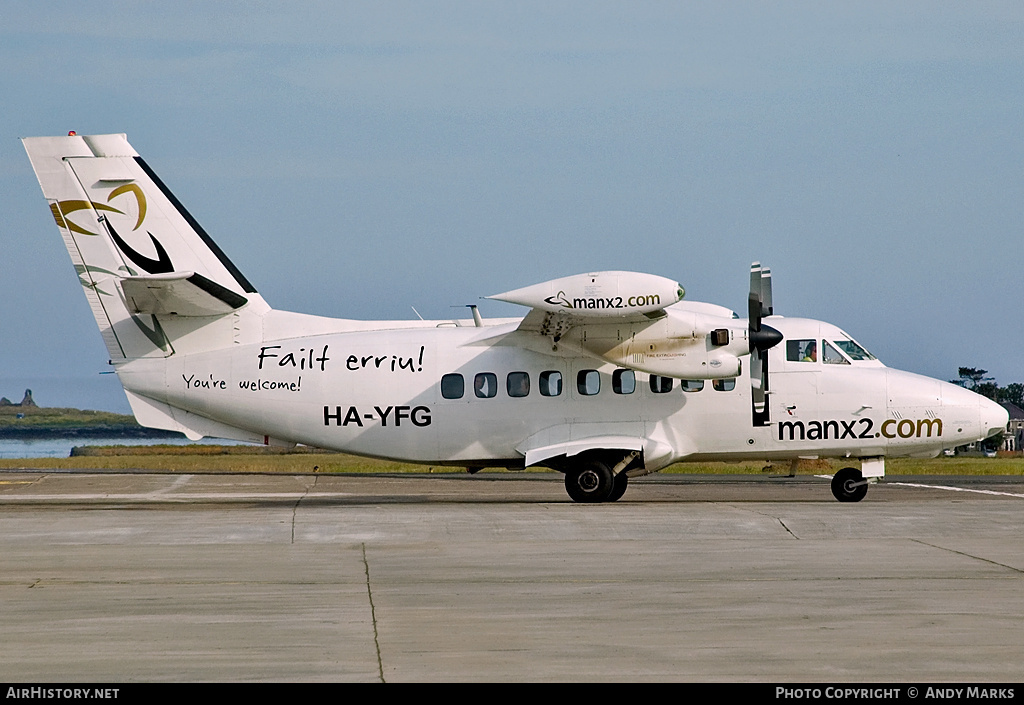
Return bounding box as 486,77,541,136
565,460,615,503
831,467,868,503
607,472,629,502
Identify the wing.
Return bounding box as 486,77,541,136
489,271,748,380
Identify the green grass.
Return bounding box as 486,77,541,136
0,404,141,429
1,444,1022,475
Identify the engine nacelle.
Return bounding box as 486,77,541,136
488,271,684,318
562,308,750,379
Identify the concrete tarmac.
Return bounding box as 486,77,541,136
1,470,1023,682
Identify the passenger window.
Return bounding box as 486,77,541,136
680,379,704,392
713,378,736,392
577,370,600,396
613,369,635,394
507,371,530,397
823,341,850,365
441,373,464,399
474,372,497,398
786,339,818,362
539,371,562,397
650,375,673,393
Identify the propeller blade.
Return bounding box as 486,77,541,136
760,266,773,317
751,349,764,392
748,292,761,334
748,262,780,427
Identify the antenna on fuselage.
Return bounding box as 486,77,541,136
446,304,484,327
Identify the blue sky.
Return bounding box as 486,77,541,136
2,2,1022,412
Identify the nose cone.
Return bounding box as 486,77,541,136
940,381,1009,442
981,397,1009,441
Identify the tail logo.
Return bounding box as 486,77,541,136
104,219,173,274
56,183,174,274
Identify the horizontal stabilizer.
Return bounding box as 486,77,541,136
119,271,248,316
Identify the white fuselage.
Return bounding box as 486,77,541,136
115,312,1007,471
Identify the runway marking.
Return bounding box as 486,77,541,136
885,482,1024,498
149,474,193,496
0,492,354,502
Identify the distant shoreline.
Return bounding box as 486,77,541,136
0,397,183,440
0,427,184,440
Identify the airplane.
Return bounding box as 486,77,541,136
22,132,1009,503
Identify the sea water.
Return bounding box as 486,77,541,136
0,377,249,458
0,436,246,459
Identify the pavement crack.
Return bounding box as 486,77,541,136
362,542,385,683
291,473,319,544
911,539,1024,574
720,503,801,539
290,473,313,545
778,517,799,538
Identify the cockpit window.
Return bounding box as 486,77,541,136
786,339,817,363
833,339,875,361
823,341,850,365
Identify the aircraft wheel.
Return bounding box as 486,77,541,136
607,472,629,502
565,460,614,503
831,467,868,503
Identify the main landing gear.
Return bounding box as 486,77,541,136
563,453,636,503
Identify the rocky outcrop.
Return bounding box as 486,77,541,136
1,389,38,407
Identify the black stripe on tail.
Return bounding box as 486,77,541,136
134,156,258,294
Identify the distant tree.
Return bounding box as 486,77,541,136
999,383,1024,408
975,382,1000,402
955,367,993,390
953,368,1022,452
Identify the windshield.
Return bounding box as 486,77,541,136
833,338,875,361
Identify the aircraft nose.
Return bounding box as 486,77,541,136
937,380,1008,445
981,397,1009,441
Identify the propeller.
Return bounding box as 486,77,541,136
748,262,783,426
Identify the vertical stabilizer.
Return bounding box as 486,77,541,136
22,133,267,360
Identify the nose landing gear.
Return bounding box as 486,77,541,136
831,467,869,502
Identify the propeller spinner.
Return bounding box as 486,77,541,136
748,262,782,426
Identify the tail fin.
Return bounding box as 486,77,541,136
22,133,265,360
